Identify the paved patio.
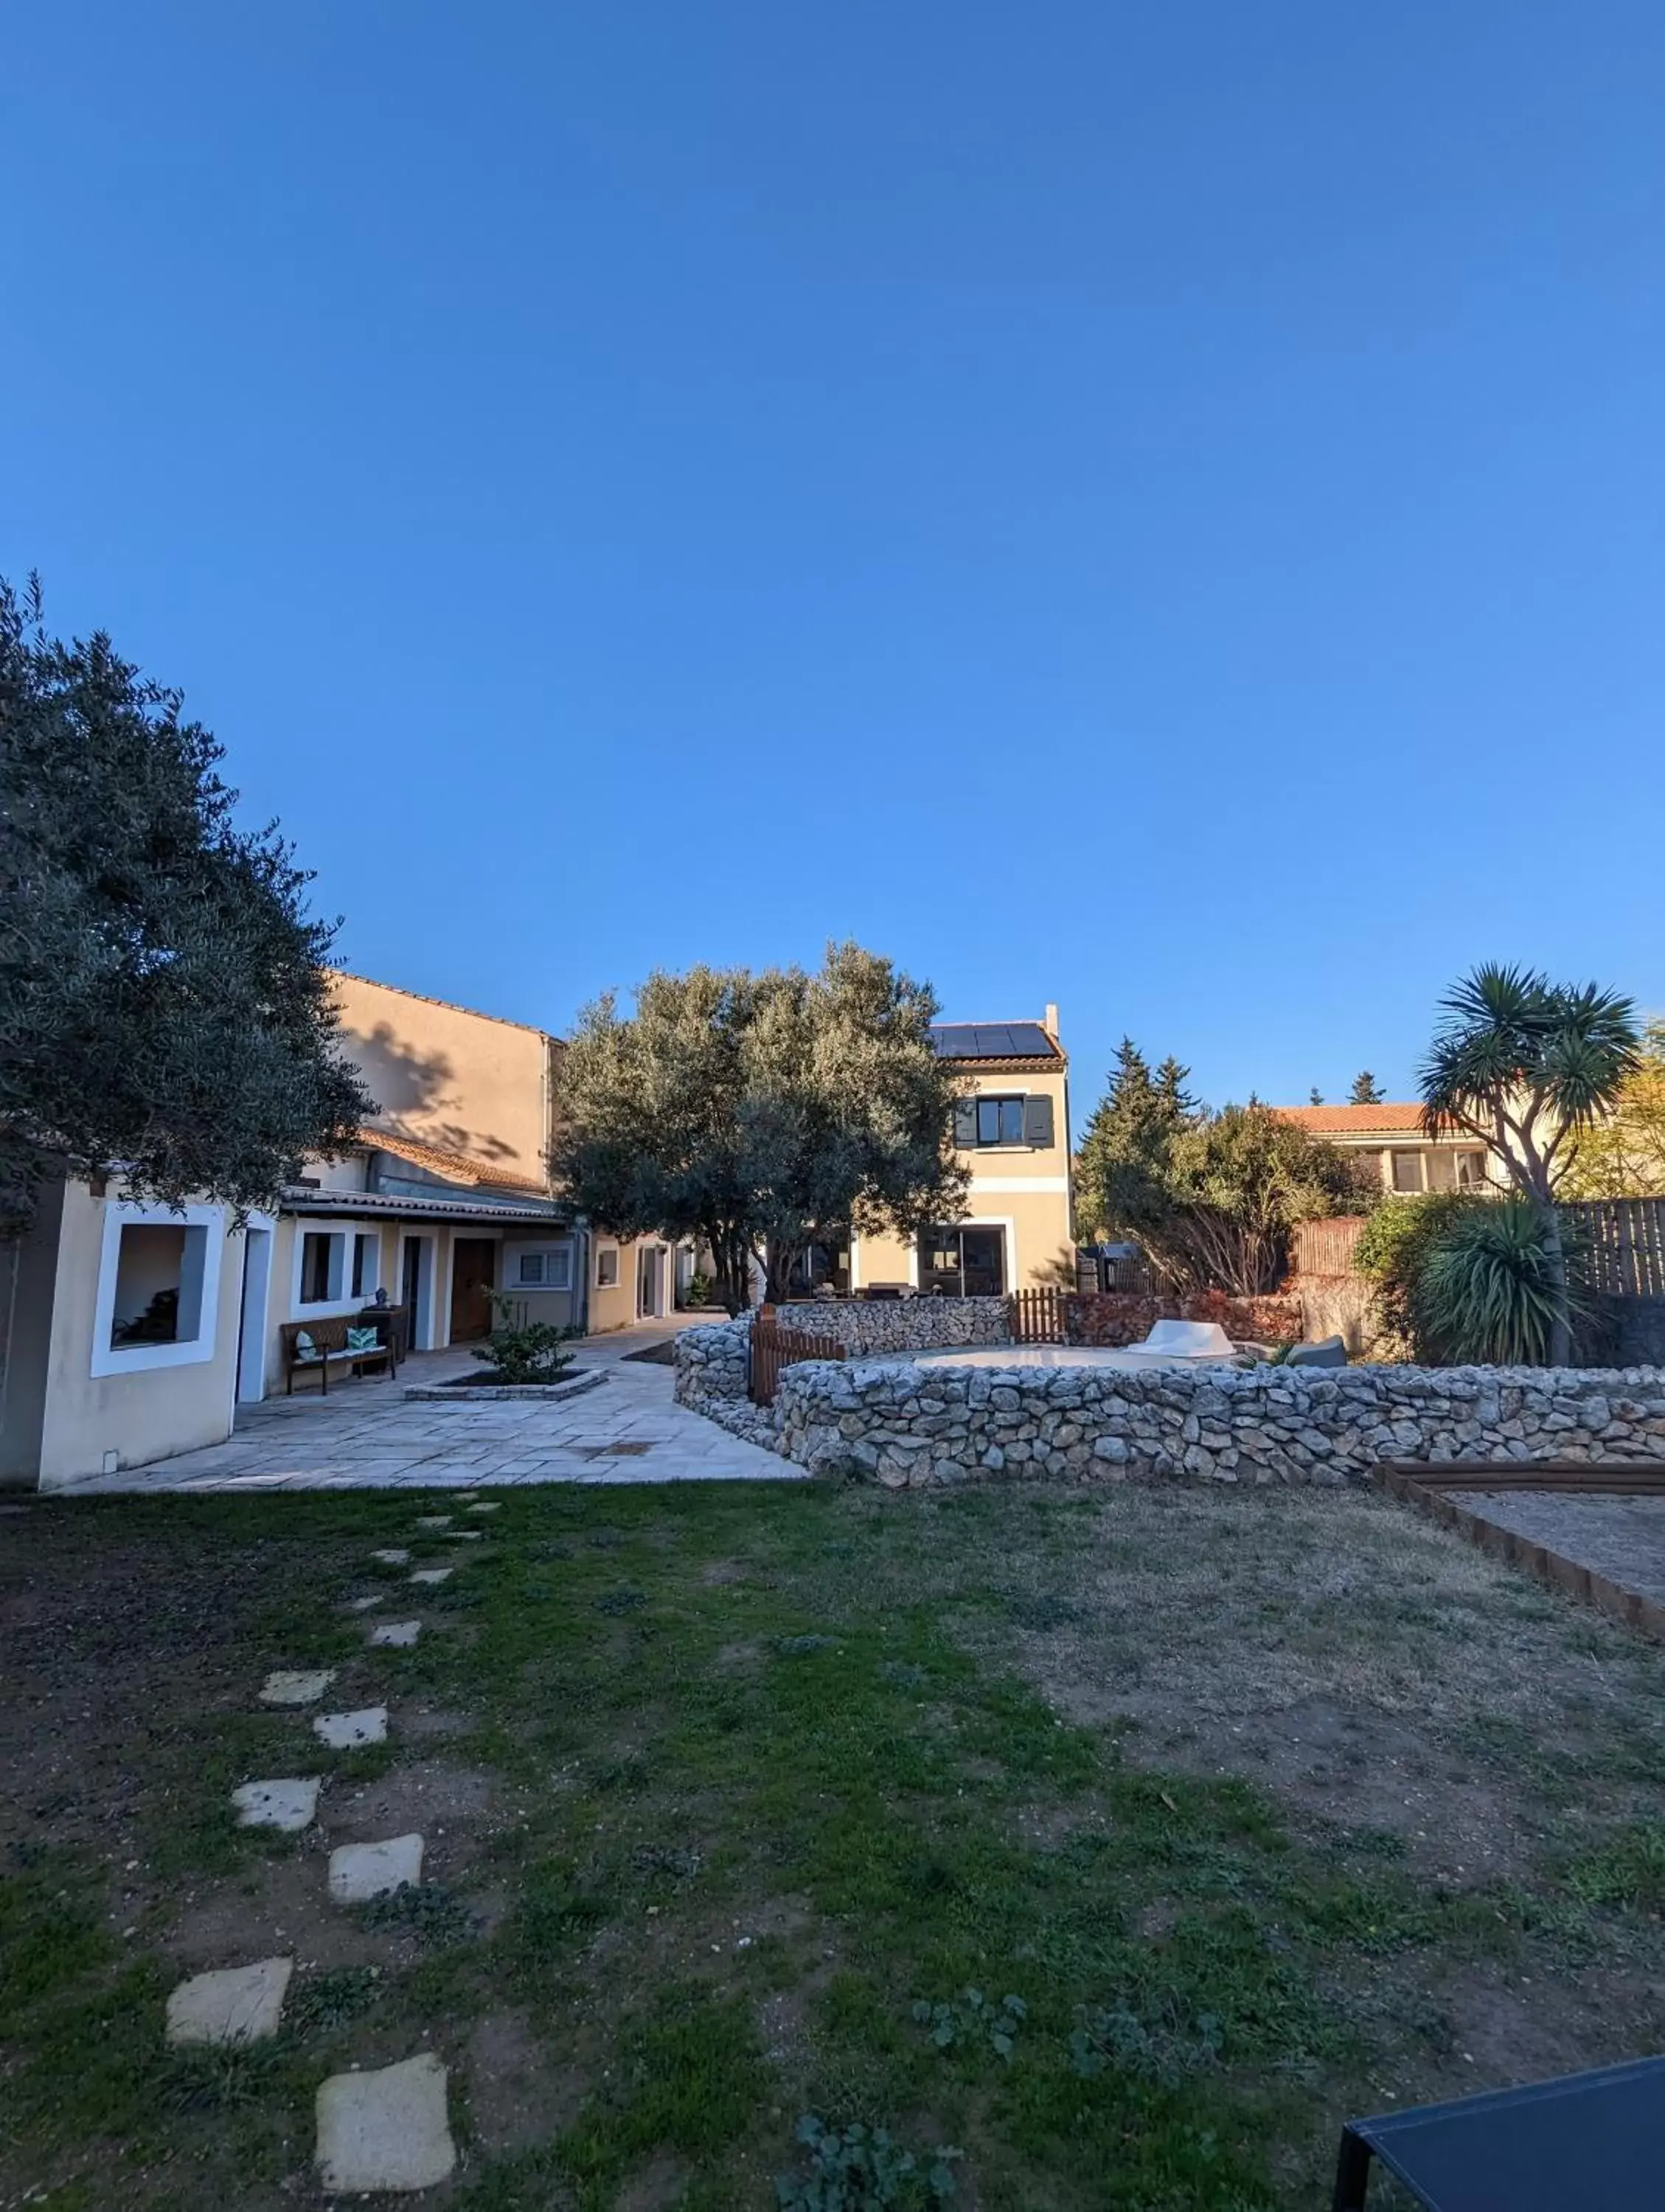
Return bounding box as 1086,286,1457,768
52,1326,793,1493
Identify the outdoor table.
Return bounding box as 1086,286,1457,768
1332,2053,1665,2208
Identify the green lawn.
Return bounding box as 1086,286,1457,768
5,1476,1665,2210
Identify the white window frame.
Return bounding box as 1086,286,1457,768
595,1242,620,1290
350,1228,381,1301
507,1240,574,1292
91,1201,225,1379
290,1220,374,1318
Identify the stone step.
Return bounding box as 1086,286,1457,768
166,1958,292,2046
316,2053,456,2194
313,1705,389,1750
259,1669,336,1707
329,1833,424,1902
232,1778,321,1832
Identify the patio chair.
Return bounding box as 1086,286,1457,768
1332,2055,1665,2208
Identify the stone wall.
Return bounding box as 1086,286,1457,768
770,1297,1011,1355
772,1357,1665,1488
1067,1289,1307,1347
672,1315,778,1448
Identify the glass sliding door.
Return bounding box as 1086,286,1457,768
917,1225,1005,1298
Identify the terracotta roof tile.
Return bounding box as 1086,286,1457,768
1275,1104,1432,1135
360,1128,548,1194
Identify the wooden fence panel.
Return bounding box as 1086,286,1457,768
1292,1218,1366,1278
1565,1200,1665,1298
1009,1288,1068,1343
749,1313,848,1406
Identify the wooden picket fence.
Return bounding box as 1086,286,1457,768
1564,1199,1665,1298
749,1311,847,1406
1009,1287,1070,1343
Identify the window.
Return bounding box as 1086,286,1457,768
300,1231,342,1304
513,1242,574,1290
918,1225,1005,1298
1425,1149,1457,1193
110,1223,206,1348
350,1231,379,1300
1390,1150,1426,1194
1455,1151,1489,1189
979,1097,1026,1147
595,1245,619,1290
91,1201,224,1377
953,1094,1056,1150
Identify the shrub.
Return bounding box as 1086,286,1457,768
1354,1192,1483,1355
1414,1200,1582,1366
1356,1194,1581,1366
470,1295,577,1385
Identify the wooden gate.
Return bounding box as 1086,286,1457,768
749,1311,848,1406
1009,1287,1069,1343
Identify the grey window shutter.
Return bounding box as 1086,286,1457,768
953,1099,979,1147
1023,1095,1054,1148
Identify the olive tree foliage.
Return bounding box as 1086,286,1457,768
1418,964,1639,1366
1074,1040,1374,1293
0,577,372,1233
553,945,969,1311
1558,1018,1665,1200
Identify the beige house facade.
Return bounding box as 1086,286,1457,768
0,971,689,1489
1275,1103,1500,1194
848,1011,1074,1297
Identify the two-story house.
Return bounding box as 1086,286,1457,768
846,1009,1074,1296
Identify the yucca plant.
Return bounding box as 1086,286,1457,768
1411,1199,1579,1367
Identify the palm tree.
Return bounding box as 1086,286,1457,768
1419,964,1639,1365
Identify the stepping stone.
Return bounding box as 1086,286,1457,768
232,1778,321,1832
371,1548,411,1566
414,1515,452,1530
454,1490,479,1500
316,2052,456,2194
369,1620,421,1648
313,1705,388,1750
166,1957,293,2046
447,1530,482,1542
328,1832,424,1902
344,1593,384,1613
260,1669,336,1707
467,1501,499,1514
409,1567,452,1586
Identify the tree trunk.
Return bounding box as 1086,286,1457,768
1540,1200,1574,1367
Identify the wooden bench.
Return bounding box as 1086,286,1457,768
279,1315,395,1395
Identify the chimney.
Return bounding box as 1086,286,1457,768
1044,1003,1059,1040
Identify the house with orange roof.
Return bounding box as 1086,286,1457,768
1274,1102,1499,1196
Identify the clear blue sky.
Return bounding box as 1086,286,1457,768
4,2,1662,1120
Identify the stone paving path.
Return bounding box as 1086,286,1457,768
53,1329,794,1494
164,1508,487,2189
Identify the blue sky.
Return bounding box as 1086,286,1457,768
4,1,1662,1120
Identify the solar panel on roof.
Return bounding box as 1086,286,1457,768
931,1022,1055,1059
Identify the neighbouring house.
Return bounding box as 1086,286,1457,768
1274,1103,1499,1195
834,1009,1075,1298
0,971,692,1490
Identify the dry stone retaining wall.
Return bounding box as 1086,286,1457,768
771,1359,1665,1488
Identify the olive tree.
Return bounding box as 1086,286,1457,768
554,945,968,1311
0,576,371,1231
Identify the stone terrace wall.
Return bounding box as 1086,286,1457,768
773,1359,1665,1489
771,1297,1011,1354
672,1315,777,1448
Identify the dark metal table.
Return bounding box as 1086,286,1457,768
1333,2054,1665,2208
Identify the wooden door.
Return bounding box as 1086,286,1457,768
449,1238,497,1341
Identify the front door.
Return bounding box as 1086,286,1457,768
636,1243,661,1320
449,1238,497,1341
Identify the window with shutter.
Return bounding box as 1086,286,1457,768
1022,1096,1055,1149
